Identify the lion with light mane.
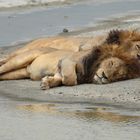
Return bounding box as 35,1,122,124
0,30,139,89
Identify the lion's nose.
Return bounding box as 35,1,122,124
102,72,108,79
136,44,140,51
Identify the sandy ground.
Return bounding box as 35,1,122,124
0,78,140,107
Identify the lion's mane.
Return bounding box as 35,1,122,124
77,30,140,84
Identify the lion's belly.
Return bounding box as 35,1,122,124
27,51,73,80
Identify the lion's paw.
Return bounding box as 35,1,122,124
40,76,54,90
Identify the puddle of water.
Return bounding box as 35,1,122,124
17,103,140,123
0,102,140,140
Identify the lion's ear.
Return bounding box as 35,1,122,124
106,30,121,45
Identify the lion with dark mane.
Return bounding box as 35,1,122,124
0,30,139,89
40,42,140,89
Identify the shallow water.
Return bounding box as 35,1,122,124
0,102,140,140
0,0,134,8
0,0,85,8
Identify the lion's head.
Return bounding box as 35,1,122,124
93,57,127,84
90,30,140,84
80,42,140,84
93,57,139,84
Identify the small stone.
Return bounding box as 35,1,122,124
58,92,63,94
63,28,69,33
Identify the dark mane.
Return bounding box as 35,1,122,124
106,29,121,45
106,29,140,45
77,42,140,84
127,59,140,78
77,47,101,84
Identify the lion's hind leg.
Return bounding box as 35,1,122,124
0,37,58,66
0,49,49,74
0,68,29,80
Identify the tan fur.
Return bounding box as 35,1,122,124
106,29,140,58
27,51,74,80
0,35,106,66
0,68,29,80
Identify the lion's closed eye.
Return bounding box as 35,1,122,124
137,53,140,59
102,72,108,79
109,61,114,67
136,44,140,51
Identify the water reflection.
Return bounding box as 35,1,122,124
17,103,140,123
72,108,140,123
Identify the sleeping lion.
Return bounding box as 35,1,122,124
0,30,139,89
0,43,139,90
40,43,140,89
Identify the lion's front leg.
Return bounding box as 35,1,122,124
40,73,62,90
59,58,77,86
40,58,77,90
